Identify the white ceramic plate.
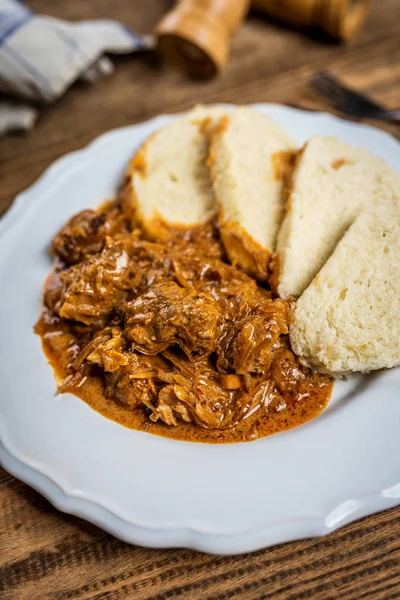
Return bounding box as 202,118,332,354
1,104,399,555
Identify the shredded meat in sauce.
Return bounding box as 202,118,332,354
36,193,332,443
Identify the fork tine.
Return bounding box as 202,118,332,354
317,71,383,111
310,71,400,122
311,75,354,112
311,73,349,103
311,81,344,106
311,71,385,117
317,71,369,98
310,87,365,118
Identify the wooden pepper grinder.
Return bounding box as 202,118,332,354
155,0,370,77
155,0,251,78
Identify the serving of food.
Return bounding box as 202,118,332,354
1,104,399,551
35,106,400,444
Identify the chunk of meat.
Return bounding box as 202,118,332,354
122,240,173,295
217,299,291,374
125,281,222,355
105,352,168,410
153,351,255,429
58,238,134,325
152,354,234,428
270,345,315,398
80,328,129,372
154,385,193,425
171,253,263,300
51,202,131,265
51,210,107,264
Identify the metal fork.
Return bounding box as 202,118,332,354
311,71,400,123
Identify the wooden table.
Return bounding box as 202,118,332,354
1,1,400,598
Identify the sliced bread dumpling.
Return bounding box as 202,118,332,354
126,105,228,238
290,205,400,376
274,136,400,298
208,107,297,282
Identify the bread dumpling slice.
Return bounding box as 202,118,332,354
126,105,228,238
274,136,400,298
290,205,400,376
209,107,297,282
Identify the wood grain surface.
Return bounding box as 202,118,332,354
1,1,400,598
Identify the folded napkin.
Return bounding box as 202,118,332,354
0,0,154,135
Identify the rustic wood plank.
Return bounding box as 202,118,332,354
1,475,399,600
1,0,400,598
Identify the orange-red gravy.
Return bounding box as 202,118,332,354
36,307,332,444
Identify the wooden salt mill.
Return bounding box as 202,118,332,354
155,0,371,77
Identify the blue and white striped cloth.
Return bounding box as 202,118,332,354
0,0,154,134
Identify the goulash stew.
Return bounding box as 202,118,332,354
36,192,332,443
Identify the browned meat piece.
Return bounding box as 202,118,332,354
58,238,134,325
123,240,173,295
155,385,193,425
217,299,291,375
152,353,274,430
151,352,234,428
124,281,222,356
72,328,129,372
270,345,317,398
51,210,107,264
87,336,128,372
171,253,261,298
105,352,168,410
51,202,131,265
107,371,156,411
